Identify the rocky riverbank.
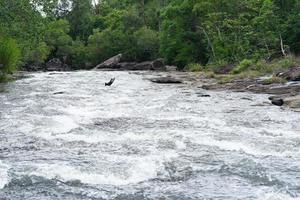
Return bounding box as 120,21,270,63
136,68,300,111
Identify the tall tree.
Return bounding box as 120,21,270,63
68,0,93,41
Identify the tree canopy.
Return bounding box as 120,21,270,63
1,0,300,72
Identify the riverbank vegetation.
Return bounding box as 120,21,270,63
1,0,300,79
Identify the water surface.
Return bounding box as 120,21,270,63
0,71,300,199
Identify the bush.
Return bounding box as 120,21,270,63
0,37,20,74
232,59,254,74
262,76,287,85
24,42,50,65
277,57,297,69
185,63,204,72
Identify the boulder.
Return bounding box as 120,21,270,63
150,77,183,84
94,56,166,71
151,58,165,70
116,62,137,70
134,61,153,70
276,67,300,81
46,58,64,71
94,54,122,70
271,98,284,106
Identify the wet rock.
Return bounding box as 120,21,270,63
53,91,65,95
165,65,178,71
94,54,122,70
150,77,183,84
198,94,211,97
276,67,300,81
271,98,284,106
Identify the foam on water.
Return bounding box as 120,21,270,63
259,191,300,200
0,161,9,189
30,157,165,186
1,71,300,199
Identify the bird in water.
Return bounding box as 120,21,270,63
105,78,115,86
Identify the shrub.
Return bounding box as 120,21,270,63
24,42,50,65
0,37,20,74
276,57,297,69
232,59,254,74
262,76,287,85
186,63,204,72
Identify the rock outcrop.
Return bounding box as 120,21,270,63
45,58,70,71
276,67,300,81
94,54,123,70
94,55,167,71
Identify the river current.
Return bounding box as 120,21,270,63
0,71,300,199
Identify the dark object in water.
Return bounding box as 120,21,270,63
105,78,115,86
271,98,284,106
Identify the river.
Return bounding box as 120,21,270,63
0,71,300,199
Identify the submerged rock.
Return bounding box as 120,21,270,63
150,77,183,84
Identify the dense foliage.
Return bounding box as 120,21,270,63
1,0,300,74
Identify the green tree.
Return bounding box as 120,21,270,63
44,20,73,59
0,37,21,75
68,0,93,41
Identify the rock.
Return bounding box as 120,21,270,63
116,62,137,70
276,67,300,81
271,98,284,106
283,95,300,109
151,58,165,70
22,64,44,71
94,56,166,71
53,91,65,95
46,58,68,71
150,77,183,84
134,61,153,70
270,95,300,109
165,65,177,71
198,94,211,97
94,54,122,70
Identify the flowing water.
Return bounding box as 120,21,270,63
0,71,300,200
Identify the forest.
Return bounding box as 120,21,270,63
1,0,300,77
